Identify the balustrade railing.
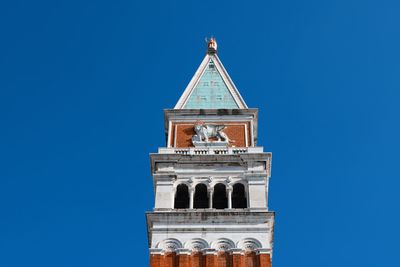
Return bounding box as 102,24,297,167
158,147,263,155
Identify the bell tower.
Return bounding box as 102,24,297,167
146,38,274,267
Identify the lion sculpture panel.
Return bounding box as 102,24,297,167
192,121,230,146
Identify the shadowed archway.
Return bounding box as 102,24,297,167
232,183,247,208
174,184,189,209
213,183,228,209
194,183,209,209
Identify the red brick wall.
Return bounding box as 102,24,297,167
258,254,271,267
204,253,216,267
190,252,203,267
149,254,161,267
177,254,190,267
244,252,257,267
216,252,231,267
149,253,271,267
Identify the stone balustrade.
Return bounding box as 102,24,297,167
158,147,263,155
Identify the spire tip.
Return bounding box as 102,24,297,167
207,37,217,54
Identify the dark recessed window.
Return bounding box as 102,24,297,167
194,184,209,209
174,184,189,209
232,183,247,208
213,183,228,209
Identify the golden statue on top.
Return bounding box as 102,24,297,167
207,37,217,53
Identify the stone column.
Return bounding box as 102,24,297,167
189,188,195,209
208,189,213,209
227,186,233,209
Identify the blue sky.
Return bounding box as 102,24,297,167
1,0,400,266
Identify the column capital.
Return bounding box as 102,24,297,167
202,248,217,255
176,248,191,255
229,248,243,255
256,248,272,255
149,248,164,255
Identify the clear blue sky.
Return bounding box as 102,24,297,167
1,0,399,266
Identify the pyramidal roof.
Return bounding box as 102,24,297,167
174,39,248,109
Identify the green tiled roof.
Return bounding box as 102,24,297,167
183,60,239,109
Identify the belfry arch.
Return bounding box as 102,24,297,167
194,183,209,209
232,183,247,208
213,183,228,209
174,184,189,209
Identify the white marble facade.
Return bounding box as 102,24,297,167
147,150,274,255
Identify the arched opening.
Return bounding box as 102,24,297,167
232,183,247,208
174,184,189,209
194,184,209,208
213,183,228,209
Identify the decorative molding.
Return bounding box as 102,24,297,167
211,238,235,252
149,248,163,255
202,248,217,255
157,238,182,252
237,238,262,252
256,248,272,255
229,248,243,255
176,248,191,255
184,238,209,252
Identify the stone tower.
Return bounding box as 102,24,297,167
146,39,274,267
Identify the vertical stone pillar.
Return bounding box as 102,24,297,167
230,249,243,267
208,189,213,209
248,179,267,209
203,249,216,267
227,187,233,209
189,188,195,209
154,179,175,209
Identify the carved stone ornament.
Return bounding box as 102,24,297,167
211,238,235,252
157,238,183,252
184,238,209,252
237,238,262,252
192,120,230,147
